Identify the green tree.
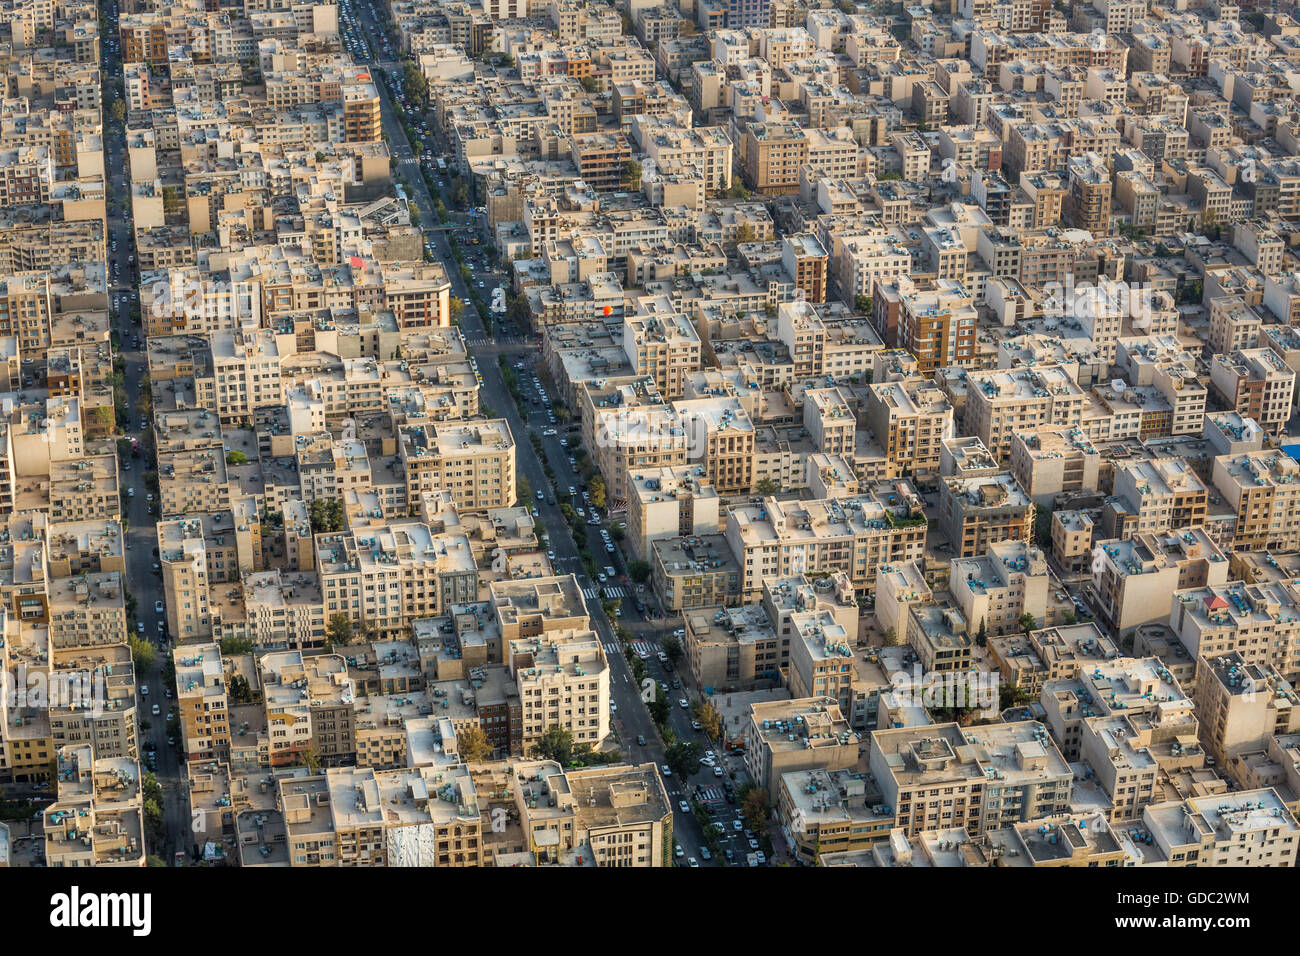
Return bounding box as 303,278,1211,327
220,635,254,655
741,785,771,833
662,634,683,663
309,498,344,532
855,294,873,313
110,100,126,123
883,626,900,647
588,474,606,510
579,75,598,93
303,745,322,773
225,450,248,465
450,178,470,208
754,477,780,495
694,701,723,739
457,724,491,762
403,61,429,103
315,151,326,163
648,693,670,726
1019,612,1038,634
1062,610,1078,626
535,725,575,764
977,617,987,647
664,740,702,780
627,560,651,583
623,159,642,190
326,612,354,647
128,634,157,673
735,222,757,244
228,673,254,704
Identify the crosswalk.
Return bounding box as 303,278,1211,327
582,585,629,600
697,786,725,803
464,334,525,347
603,642,620,656
631,641,659,658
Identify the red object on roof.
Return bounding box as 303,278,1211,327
350,256,363,269
1204,595,1229,611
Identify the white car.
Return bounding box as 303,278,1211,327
154,600,164,614
678,698,689,709
140,685,149,696
678,800,689,813
152,704,161,716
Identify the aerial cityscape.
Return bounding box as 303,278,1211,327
2,0,1300,877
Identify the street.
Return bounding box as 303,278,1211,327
100,2,190,862
346,0,754,863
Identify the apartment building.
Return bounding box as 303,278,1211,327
1093,529,1229,637
965,365,1087,461
623,310,702,401
746,698,859,797
507,628,610,752
939,471,1034,558
1209,348,1296,438
174,643,231,763
950,540,1049,638
1142,790,1300,866
1009,426,1101,504
671,395,755,495
650,535,744,611
398,420,516,511
1109,457,1209,538
906,603,974,675
870,721,1072,839
782,233,828,304
317,523,477,638
1193,651,1300,772
742,121,809,195
584,378,689,502
777,767,895,863
725,488,927,597
625,467,720,561
1211,450,1300,552
683,602,781,691
893,279,979,373
1172,579,1300,683
864,377,954,477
